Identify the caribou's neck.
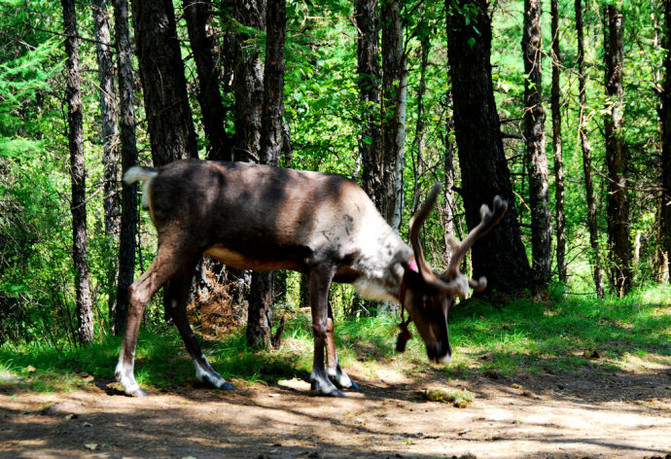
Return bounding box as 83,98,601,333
350,239,413,304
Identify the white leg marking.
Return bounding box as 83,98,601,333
115,355,140,395
194,355,229,389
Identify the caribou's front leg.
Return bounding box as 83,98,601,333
308,267,344,397
325,305,358,390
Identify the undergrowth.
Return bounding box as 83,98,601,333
1,284,669,393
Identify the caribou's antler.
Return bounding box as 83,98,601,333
443,195,508,292
408,185,463,297
409,188,507,297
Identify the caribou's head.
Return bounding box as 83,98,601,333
398,186,507,364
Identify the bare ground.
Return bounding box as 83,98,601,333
2,359,671,459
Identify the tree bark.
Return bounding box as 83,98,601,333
131,0,198,166
91,0,121,322
380,0,406,232
355,0,383,209
604,3,632,296
183,0,234,161
62,0,93,344
576,0,604,297
447,0,531,293
522,0,551,288
550,0,566,283
113,0,139,335
234,0,265,162
259,0,285,167
660,0,671,283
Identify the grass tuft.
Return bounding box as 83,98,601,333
420,387,475,407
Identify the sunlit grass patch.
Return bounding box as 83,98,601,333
0,284,669,394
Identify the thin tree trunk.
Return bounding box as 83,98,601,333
381,0,406,232
443,87,457,266
447,0,532,293
183,0,234,161
576,0,604,297
550,0,566,283
131,0,198,166
355,0,382,208
247,0,286,351
660,0,671,283
522,0,551,288
233,0,268,348
113,0,138,335
411,35,429,215
603,3,632,296
91,0,121,322
62,0,93,344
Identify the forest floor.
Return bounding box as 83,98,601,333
2,355,671,459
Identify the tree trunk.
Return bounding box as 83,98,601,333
380,0,406,232
447,0,531,293
604,3,633,296
91,0,121,322
234,0,265,163
62,0,93,344
259,0,285,167
522,0,551,288
183,0,234,162
660,0,671,283
550,0,566,283
355,0,383,208
113,0,139,335
576,0,604,297
131,0,198,166
247,0,286,351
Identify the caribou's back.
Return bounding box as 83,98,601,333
143,160,403,274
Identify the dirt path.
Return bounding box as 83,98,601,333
2,364,670,459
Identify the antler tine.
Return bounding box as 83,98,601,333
409,183,442,283
444,196,508,281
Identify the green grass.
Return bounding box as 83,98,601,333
1,284,669,393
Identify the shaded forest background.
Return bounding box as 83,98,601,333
0,0,670,348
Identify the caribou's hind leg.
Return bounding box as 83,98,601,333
115,235,200,396
115,250,184,396
164,267,233,391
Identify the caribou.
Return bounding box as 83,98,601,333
116,159,507,397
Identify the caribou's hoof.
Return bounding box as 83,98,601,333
220,381,234,391
310,378,345,397
200,373,234,391
313,386,345,397
128,388,147,397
